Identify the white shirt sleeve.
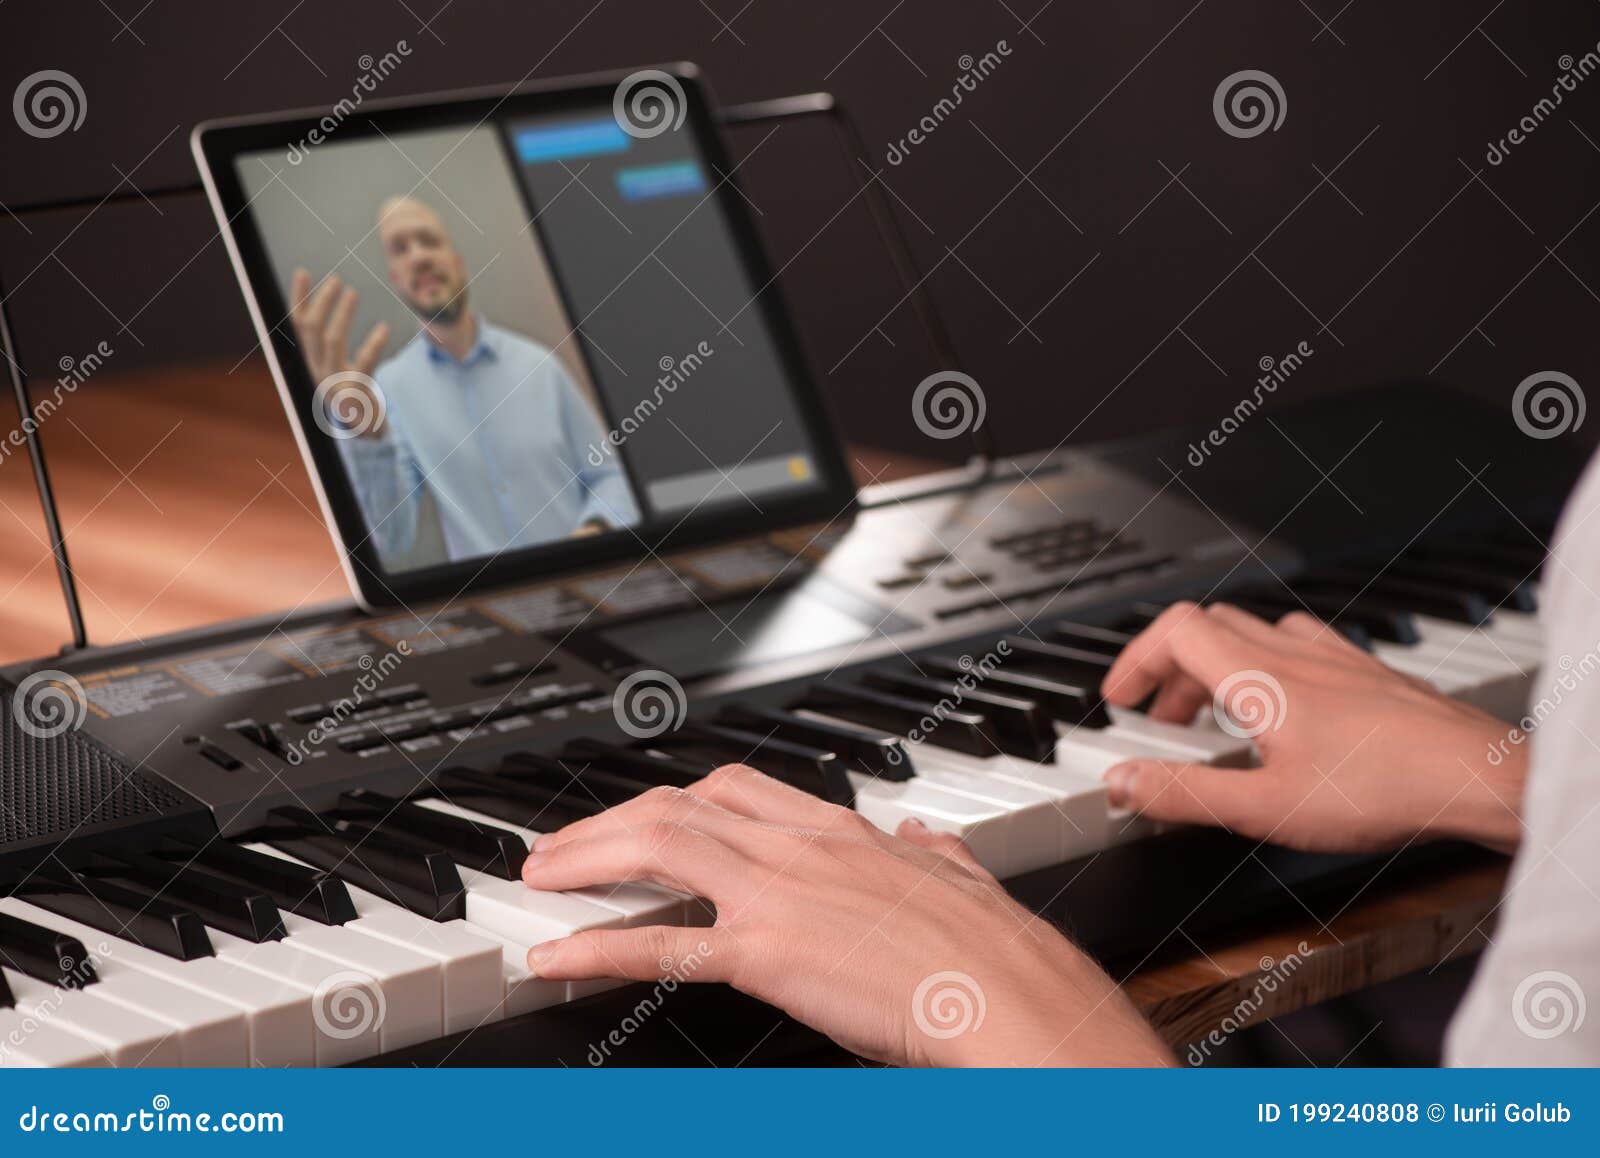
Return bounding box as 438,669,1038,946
1445,451,1600,1065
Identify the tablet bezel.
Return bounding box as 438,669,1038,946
193,64,857,610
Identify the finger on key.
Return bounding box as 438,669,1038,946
1102,602,1273,709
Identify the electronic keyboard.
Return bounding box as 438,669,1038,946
0,384,1580,1067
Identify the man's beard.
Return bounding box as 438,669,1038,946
411,283,468,325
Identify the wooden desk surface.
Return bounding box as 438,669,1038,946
0,360,1507,1048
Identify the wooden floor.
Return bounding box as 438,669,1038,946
1,360,1507,1052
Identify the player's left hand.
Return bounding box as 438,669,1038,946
520,767,1172,1067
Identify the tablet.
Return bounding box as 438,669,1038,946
193,65,854,609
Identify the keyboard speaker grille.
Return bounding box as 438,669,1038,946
0,677,194,850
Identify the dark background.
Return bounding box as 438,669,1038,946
3,0,1600,461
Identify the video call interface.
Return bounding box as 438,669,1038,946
237,99,826,575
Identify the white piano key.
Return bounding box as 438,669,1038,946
246,841,503,1036
1371,644,1479,692
0,898,246,1066
1415,614,1541,668
845,771,1015,875
475,926,574,1015
0,897,312,1068
1104,707,1255,766
72,971,245,1067
411,800,692,928
5,968,182,1068
0,1008,109,1068
904,745,1115,860
204,929,381,1066
898,745,1074,873
1485,609,1544,645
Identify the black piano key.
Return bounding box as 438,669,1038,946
18,873,214,961
1232,588,1420,645
0,910,97,988
1410,539,1546,577
436,766,605,832
862,670,1055,761
559,739,704,789
90,851,287,943
1046,621,1133,657
158,836,357,926
1386,557,1537,613
1001,637,1117,685
921,655,1111,728
654,723,856,806
715,705,915,780
791,684,1002,758
260,807,466,922
1216,596,1373,650
0,969,12,1009
339,789,526,881
499,751,654,808
1295,571,1492,625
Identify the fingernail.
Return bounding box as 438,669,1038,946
1103,763,1136,807
526,942,557,975
530,833,554,852
900,817,928,834
520,851,547,881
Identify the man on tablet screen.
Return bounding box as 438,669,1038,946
289,195,638,568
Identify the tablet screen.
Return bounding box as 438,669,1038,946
208,73,849,603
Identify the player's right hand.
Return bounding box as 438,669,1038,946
1100,602,1529,856
290,269,391,437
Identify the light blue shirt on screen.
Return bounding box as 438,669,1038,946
339,318,639,565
